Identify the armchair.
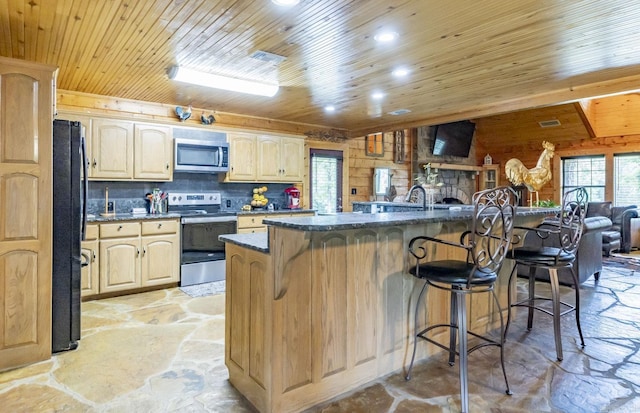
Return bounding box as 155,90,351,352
516,216,612,285
585,202,638,255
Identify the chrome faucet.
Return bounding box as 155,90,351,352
407,185,427,210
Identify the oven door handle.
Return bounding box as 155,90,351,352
181,216,238,224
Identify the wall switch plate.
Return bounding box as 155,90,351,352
351,188,357,195
226,199,231,208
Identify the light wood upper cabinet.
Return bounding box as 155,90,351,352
82,118,172,181
90,119,134,179
225,133,304,183
0,56,56,371
280,137,304,182
257,135,281,181
134,123,173,180
257,135,304,182
227,133,258,181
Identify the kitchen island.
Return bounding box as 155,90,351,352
220,208,555,413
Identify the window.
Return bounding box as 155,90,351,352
561,156,605,201
310,149,343,214
614,153,640,206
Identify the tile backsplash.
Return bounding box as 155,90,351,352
86,172,294,215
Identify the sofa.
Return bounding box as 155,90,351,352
585,202,639,255
516,216,612,285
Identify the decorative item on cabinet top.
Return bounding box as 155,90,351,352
175,105,192,122
201,113,216,125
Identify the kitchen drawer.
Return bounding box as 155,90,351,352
141,219,179,235
237,215,267,229
85,224,99,240
237,227,268,234
100,222,141,238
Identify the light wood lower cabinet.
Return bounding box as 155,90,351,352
141,220,180,286
82,219,179,298
81,224,100,297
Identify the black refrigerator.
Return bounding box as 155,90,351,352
52,119,88,353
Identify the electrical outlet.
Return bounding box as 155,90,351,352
351,188,357,195
226,199,231,208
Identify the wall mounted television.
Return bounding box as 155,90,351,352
431,120,475,157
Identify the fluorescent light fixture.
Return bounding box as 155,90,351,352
324,105,336,112
168,66,279,97
371,91,385,100
271,0,300,6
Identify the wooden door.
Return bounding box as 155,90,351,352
257,135,281,181
90,119,134,179
280,137,304,182
134,123,172,180
0,57,56,370
80,240,99,297
99,238,141,293
228,133,257,181
141,234,180,286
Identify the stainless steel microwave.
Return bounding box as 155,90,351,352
174,137,229,173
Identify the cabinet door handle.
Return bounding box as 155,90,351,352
143,247,146,256
137,248,140,256
92,250,96,262
92,158,97,168
118,225,123,230
158,223,162,228
166,163,169,170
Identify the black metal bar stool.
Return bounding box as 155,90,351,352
505,186,588,361
405,186,517,413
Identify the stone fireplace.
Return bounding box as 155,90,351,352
413,126,478,205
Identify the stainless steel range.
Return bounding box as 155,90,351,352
169,192,237,286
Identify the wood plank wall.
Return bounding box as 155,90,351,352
475,97,640,203
348,131,412,203
57,89,349,137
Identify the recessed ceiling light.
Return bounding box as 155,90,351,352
324,105,336,112
271,0,300,6
374,31,399,43
392,67,409,77
388,109,411,116
371,91,385,100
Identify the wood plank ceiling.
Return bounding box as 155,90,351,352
2,0,640,136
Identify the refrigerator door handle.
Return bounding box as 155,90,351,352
80,252,90,268
81,136,89,241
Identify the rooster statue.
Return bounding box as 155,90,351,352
505,141,555,204
201,113,216,125
175,105,192,122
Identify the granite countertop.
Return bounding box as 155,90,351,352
88,209,314,223
262,207,558,232
220,207,558,251
236,209,315,216
87,212,182,223
352,201,431,208
219,232,269,253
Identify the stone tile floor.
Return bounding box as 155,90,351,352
1,258,639,412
